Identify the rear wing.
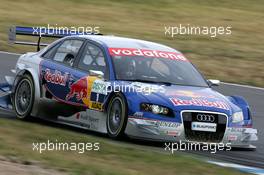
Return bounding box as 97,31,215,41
8,26,102,51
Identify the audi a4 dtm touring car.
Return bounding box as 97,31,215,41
0,26,258,148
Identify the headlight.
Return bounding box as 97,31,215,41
140,103,173,117
232,111,244,123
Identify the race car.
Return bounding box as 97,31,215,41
0,26,258,148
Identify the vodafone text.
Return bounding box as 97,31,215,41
109,48,188,61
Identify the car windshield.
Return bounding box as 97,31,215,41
109,48,208,87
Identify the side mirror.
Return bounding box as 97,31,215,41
89,70,104,79
208,79,220,86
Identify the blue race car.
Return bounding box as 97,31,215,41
0,26,258,148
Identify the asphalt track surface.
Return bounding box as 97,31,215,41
0,51,263,168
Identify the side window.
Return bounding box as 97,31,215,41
78,43,108,78
52,39,83,66
42,43,61,59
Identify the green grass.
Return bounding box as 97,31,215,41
0,118,249,175
0,0,263,87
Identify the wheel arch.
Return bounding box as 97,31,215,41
103,91,129,112
13,68,41,116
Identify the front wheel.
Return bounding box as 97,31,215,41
13,74,35,120
106,93,128,138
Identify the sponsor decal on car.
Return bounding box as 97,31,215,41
227,135,238,141
128,117,182,136
228,128,244,133
191,122,217,132
59,112,100,130
166,90,215,98
90,101,103,111
66,77,88,101
109,48,188,61
75,112,81,119
65,76,106,111
91,80,110,95
157,121,182,136
128,116,181,129
133,112,144,118
170,98,230,110
166,130,180,137
44,69,68,86
155,121,181,128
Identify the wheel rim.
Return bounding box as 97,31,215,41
15,79,32,116
108,98,124,135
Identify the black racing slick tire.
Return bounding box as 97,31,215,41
13,74,35,120
106,93,128,138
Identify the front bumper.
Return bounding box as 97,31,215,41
125,116,258,148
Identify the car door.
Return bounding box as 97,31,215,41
40,38,87,106
72,41,110,111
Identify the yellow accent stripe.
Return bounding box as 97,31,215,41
82,76,98,107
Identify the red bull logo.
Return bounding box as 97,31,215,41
170,98,230,110
44,69,68,86
166,90,215,99
65,76,99,109
66,77,88,101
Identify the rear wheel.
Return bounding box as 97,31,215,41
106,93,128,138
13,74,35,120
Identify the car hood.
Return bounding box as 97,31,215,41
116,81,241,116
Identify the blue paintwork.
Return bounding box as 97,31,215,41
39,35,253,128
106,81,251,127
40,59,88,106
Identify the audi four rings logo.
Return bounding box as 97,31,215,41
196,114,215,122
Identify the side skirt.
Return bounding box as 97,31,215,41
57,109,107,134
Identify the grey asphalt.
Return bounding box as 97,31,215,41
0,52,263,168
